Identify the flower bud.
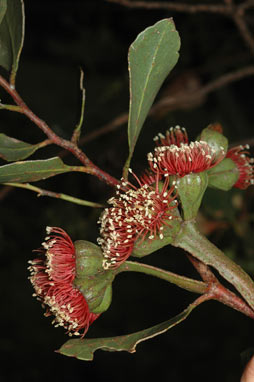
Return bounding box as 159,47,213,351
173,172,208,220
73,240,114,314
198,124,228,161
74,240,105,278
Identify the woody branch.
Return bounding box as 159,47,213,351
0,74,120,187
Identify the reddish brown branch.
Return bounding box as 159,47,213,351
187,255,254,319
107,0,231,14
232,7,254,55
107,0,254,56
151,66,254,114
0,75,120,188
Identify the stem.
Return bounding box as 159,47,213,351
117,260,206,294
118,258,254,319
0,75,119,188
72,69,85,144
3,182,105,208
174,221,254,311
0,104,22,112
188,255,254,319
107,0,231,14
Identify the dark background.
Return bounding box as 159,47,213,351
0,0,254,381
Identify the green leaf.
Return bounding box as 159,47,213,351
0,157,72,183
58,303,195,361
0,0,7,26
124,18,180,176
0,133,45,161
0,0,25,84
207,158,239,191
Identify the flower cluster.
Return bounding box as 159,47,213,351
28,227,99,337
29,125,254,338
97,125,254,270
98,172,178,269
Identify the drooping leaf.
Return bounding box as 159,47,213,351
0,157,72,183
58,303,195,361
0,133,47,161
124,18,180,176
0,0,25,84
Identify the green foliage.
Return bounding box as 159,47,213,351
0,0,6,25
58,303,195,360
124,18,180,176
0,157,72,183
0,0,24,84
0,133,44,161
207,158,239,191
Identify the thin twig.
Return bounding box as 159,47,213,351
117,260,207,294
63,66,254,151
107,0,254,56
232,6,254,55
3,182,105,208
0,75,120,188
151,66,254,114
107,0,231,14
240,0,254,13
187,255,254,319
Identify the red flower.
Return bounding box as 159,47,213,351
28,227,99,337
148,126,225,178
226,145,254,189
139,169,162,187
97,171,178,269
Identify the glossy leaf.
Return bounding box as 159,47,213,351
124,18,180,175
0,133,45,161
0,0,25,84
0,157,72,183
58,303,195,360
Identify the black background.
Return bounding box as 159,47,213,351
0,1,254,381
